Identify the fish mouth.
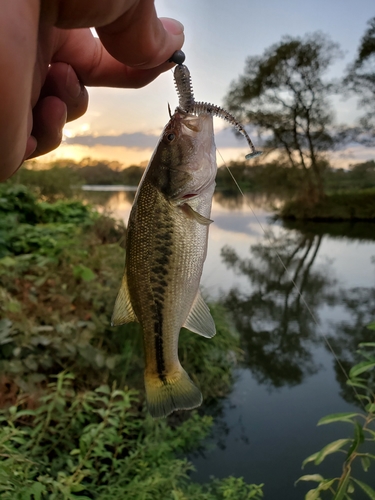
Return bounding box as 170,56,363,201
168,111,211,138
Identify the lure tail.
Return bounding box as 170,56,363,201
174,63,262,159
144,366,202,418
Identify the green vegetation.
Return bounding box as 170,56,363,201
281,189,375,221
16,155,375,202
13,159,144,199
0,373,263,500
298,331,375,499
11,163,84,201
12,155,375,221
324,161,375,193
216,159,306,194
0,182,263,499
217,160,375,221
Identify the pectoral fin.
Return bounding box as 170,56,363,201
111,270,138,326
181,203,213,226
183,290,216,338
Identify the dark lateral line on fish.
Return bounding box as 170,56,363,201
152,223,174,383
154,301,166,383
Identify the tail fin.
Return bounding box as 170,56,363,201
145,367,202,418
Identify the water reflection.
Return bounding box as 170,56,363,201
81,187,375,401
80,186,375,498
81,189,136,209
283,218,375,241
192,222,375,499
220,231,338,387
328,285,375,404
219,222,375,408
81,187,282,221
213,190,281,211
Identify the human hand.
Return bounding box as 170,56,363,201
0,0,184,181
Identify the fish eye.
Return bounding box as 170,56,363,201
167,133,175,142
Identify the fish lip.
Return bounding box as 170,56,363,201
168,109,206,134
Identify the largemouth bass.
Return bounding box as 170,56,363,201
112,109,217,418
112,57,261,418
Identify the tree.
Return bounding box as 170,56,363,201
345,17,375,142
225,32,342,200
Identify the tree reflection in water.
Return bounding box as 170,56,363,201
327,286,375,405
213,190,283,211
220,230,338,388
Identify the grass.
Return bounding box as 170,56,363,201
0,372,264,500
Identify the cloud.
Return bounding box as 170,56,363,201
63,128,375,169
65,132,159,149
64,127,257,150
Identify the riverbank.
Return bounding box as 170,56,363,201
0,183,263,499
280,189,375,221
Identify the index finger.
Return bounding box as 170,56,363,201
53,25,182,88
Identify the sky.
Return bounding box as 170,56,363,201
41,0,375,168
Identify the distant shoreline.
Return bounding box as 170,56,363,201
81,185,137,192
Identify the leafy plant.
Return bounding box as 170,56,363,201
11,163,83,201
297,332,375,499
0,372,263,500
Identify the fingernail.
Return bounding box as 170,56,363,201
161,18,184,35
66,65,82,99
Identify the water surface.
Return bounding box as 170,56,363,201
83,187,375,499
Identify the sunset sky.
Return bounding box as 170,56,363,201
40,0,375,169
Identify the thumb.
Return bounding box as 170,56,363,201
96,0,184,69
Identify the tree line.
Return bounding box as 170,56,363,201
224,17,375,201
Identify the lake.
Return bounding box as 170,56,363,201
83,186,375,499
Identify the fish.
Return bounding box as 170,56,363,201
112,58,261,418
111,108,217,418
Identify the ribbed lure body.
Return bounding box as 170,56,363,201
174,64,262,159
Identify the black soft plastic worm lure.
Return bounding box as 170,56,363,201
170,50,262,160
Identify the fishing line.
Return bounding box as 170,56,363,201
217,148,364,407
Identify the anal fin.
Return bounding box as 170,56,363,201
183,290,216,338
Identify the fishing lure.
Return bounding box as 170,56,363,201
170,50,262,160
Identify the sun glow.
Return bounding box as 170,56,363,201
34,143,154,168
